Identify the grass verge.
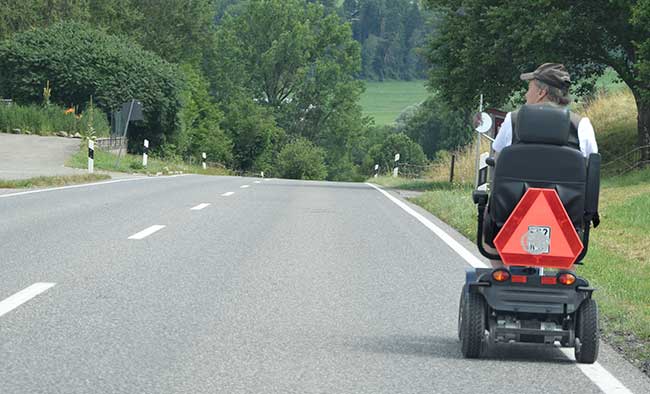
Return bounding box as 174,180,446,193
0,174,111,189
371,170,650,376
67,148,231,176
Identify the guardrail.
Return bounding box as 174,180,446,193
95,137,127,153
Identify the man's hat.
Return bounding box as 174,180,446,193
520,63,571,90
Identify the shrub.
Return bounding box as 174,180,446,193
363,133,427,176
277,137,327,180
0,103,109,136
0,21,183,147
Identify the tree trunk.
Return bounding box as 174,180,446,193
632,92,650,168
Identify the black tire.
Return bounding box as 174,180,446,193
460,292,486,359
575,298,599,364
458,288,465,341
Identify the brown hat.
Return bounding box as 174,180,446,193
520,63,571,90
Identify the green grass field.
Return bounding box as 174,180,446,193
360,80,428,125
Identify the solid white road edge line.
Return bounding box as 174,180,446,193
0,283,56,317
222,192,235,197
0,174,189,199
191,203,211,211
560,349,633,394
365,183,486,269
128,225,166,240
366,182,635,394
240,185,250,189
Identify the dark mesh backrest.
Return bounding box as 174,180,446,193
515,104,570,145
489,145,586,231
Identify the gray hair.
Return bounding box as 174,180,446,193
534,80,571,106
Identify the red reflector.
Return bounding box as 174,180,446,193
558,273,576,286
541,276,557,285
492,270,511,282
511,275,527,283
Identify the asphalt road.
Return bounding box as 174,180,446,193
0,133,88,180
1,175,649,394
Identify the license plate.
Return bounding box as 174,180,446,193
524,226,551,255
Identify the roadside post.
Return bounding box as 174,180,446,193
88,139,94,174
202,152,207,170
474,94,493,191
393,153,400,177
143,139,149,167
374,164,379,178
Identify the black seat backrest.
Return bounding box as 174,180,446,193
488,104,586,237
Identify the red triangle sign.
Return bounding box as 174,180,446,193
493,188,584,269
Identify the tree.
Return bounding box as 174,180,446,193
0,21,184,148
403,95,473,159
423,0,650,163
277,137,327,180
363,133,426,175
209,0,365,174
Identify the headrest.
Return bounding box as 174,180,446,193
515,104,570,145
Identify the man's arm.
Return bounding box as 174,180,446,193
578,117,598,157
492,112,513,153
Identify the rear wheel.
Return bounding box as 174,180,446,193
575,298,599,364
460,292,486,358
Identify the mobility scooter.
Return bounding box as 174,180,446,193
459,104,601,363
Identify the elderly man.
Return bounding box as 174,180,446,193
487,63,598,268
493,63,598,158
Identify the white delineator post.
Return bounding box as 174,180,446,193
477,152,489,191
202,152,207,170
261,171,265,178
393,153,400,177
374,164,379,178
88,139,94,174
143,139,149,167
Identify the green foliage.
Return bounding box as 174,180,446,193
422,0,650,151
403,95,473,159
0,103,109,136
343,0,431,80
0,21,183,147
220,94,284,171
177,65,233,165
276,137,328,180
0,0,217,65
362,132,426,175
209,0,366,177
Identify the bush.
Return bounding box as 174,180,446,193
0,21,183,147
277,137,327,180
0,103,109,136
363,133,427,176
403,95,473,159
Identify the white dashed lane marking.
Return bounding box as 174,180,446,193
128,225,166,240
0,283,56,318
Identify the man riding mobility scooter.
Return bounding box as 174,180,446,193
459,104,602,363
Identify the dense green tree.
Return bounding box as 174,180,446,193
424,0,650,163
209,0,365,174
177,65,233,164
343,0,431,80
0,0,216,64
402,95,473,159
276,137,328,180
0,21,183,148
362,132,426,176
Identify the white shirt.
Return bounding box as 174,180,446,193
493,112,598,158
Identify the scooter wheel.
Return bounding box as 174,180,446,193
460,291,486,359
575,298,599,364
